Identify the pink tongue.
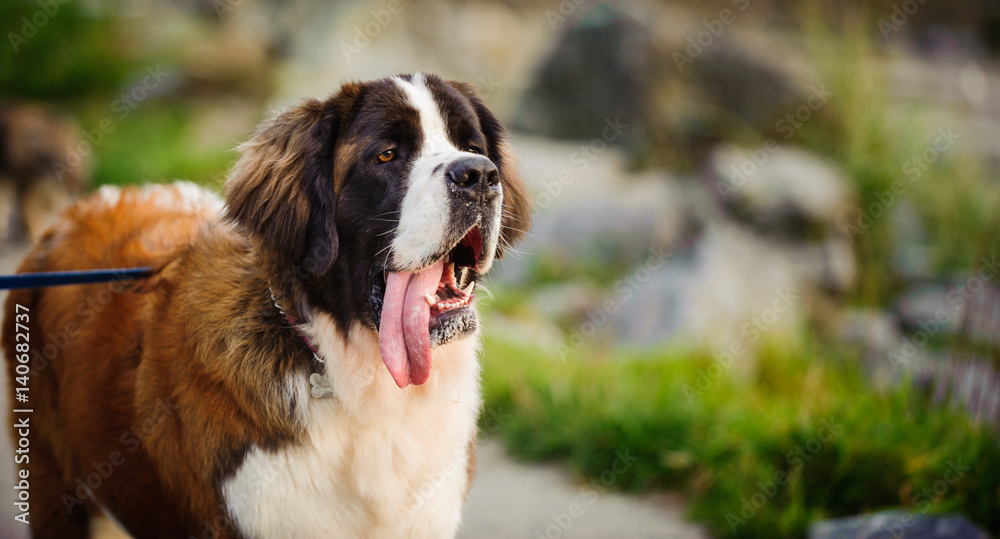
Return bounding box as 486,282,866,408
378,260,444,388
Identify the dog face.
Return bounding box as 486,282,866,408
225,73,530,387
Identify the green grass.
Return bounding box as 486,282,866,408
479,325,1000,538
0,1,134,102
1,1,237,191
80,102,237,189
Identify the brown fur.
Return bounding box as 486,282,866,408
1,78,531,538
1,182,325,537
3,188,225,537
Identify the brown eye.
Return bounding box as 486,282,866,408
467,147,482,155
377,150,395,163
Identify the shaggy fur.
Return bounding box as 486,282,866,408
1,74,529,538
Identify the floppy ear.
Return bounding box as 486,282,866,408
224,85,360,276
447,81,532,258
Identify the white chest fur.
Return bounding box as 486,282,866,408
221,316,482,539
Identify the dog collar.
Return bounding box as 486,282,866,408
268,284,335,399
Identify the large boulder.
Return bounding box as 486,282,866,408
513,4,650,153
514,2,816,169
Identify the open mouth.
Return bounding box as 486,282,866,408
428,225,482,316
377,226,484,388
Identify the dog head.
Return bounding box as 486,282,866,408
225,73,530,388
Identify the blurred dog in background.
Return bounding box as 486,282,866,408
0,103,90,244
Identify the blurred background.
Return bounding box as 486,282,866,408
1,0,999,537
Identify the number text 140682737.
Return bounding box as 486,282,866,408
12,304,32,525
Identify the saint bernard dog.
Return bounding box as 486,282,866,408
1,73,530,539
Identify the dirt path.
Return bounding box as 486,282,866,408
460,439,708,539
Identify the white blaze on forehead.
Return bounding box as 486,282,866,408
394,73,458,154
389,73,466,270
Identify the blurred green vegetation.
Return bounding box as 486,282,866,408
0,1,132,101
794,9,1000,306
479,321,1000,538
1,0,236,189
79,103,237,188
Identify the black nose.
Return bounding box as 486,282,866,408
445,156,499,191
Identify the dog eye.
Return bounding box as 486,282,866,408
376,150,396,163
467,146,482,155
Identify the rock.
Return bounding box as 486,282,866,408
514,4,650,153
639,4,817,169
606,221,803,356
498,140,858,361
891,199,933,281
896,281,1000,346
705,144,855,240
896,284,966,335
682,37,808,142
604,145,858,357
515,2,818,169
808,511,990,539
499,195,688,286
837,309,904,387
490,135,694,288
706,143,857,293
835,306,943,392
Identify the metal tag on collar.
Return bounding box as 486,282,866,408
309,373,335,399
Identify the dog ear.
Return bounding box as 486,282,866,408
447,81,531,258
224,85,361,276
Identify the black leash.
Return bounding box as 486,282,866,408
0,267,153,290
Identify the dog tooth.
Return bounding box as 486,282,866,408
463,282,475,295
425,294,436,306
